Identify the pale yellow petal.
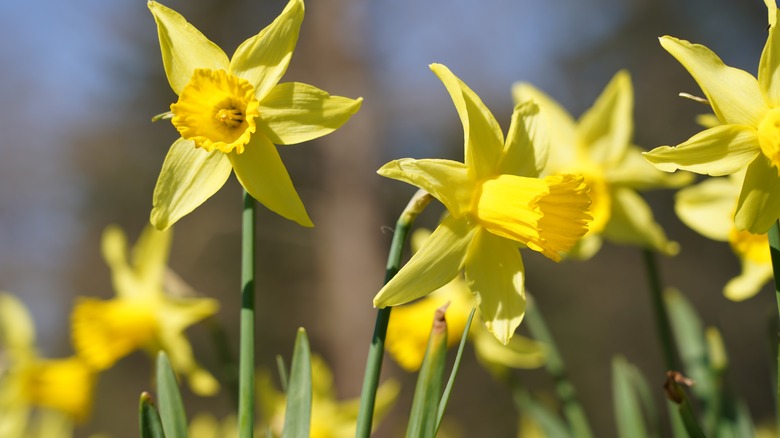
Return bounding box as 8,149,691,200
131,225,172,295
565,234,603,261
377,158,474,217
230,0,304,100
101,226,146,299
674,178,737,241
644,125,760,176
472,328,545,369
724,258,773,301
577,70,633,166
760,5,780,107
659,36,768,126
430,63,504,179
151,138,233,230
500,101,549,178
602,187,679,255
464,229,525,345
148,1,229,95
735,155,780,233
0,292,35,356
606,145,694,190
228,134,313,227
374,215,475,307
257,82,362,145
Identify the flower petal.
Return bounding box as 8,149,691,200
724,258,773,301
101,226,147,299
760,5,780,107
606,145,694,190
230,0,304,100
148,1,229,95
229,134,313,227
131,225,172,294
258,82,362,145
374,215,475,308
377,158,474,217
500,101,549,178
659,36,768,126
735,155,780,233
464,229,525,345
151,138,233,231
472,328,545,370
674,177,737,241
602,187,679,255
643,125,760,176
430,63,504,179
0,292,35,355
158,329,219,396
577,70,633,166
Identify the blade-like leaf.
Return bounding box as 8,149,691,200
435,306,476,433
612,356,658,438
156,352,188,438
139,392,166,438
407,306,449,438
282,327,312,438
512,389,571,438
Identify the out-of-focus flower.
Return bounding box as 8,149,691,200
374,63,592,344
0,292,97,437
386,230,545,374
644,1,780,234
676,172,772,301
71,225,219,396
257,355,399,438
148,0,362,230
513,71,691,259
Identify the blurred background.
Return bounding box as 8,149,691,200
0,0,776,436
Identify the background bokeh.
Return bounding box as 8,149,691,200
0,0,776,436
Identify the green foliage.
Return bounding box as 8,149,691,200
155,352,188,438
282,328,313,438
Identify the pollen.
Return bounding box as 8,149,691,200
171,69,260,154
757,107,780,174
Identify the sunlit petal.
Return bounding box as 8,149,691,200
472,328,545,370
735,155,780,233
577,70,633,166
130,225,172,294
724,259,773,301
674,178,736,241
760,5,780,107
602,187,679,255
607,145,694,190
0,293,35,356
101,226,146,299
500,101,548,178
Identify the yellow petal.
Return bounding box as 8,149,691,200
735,155,780,233
674,178,736,241
258,82,362,145
724,258,773,301
229,134,313,226
472,328,545,369
373,215,475,307
577,70,633,166
430,63,504,179
0,292,35,356
760,4,780,107
464,229,525,345
644,125,760,176
659,36,768,126
511,82,577,170
500,101,549,178
606,145,694,190
148,1,229,95
26,357,96,421
230,0,304,100
158,327,219,396
566,234,603,261
151,138,233,231
131,225,172,295
101,226,147,300
603,187,679,255
377,158,474,217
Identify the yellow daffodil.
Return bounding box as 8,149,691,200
644,1,780,234
513,71,691,259
0,292,97,435
148,0,362,230
676,172,772,301
71,225,219,396
386,230,545,373
374,63,592,344
257,355,400,438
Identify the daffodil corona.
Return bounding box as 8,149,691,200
374,64,592,344
148,0,362,230
644,1,780,233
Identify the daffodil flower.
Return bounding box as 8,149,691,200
71,225,219,396
0,292,97,434
386,229,545,373
373,64,592,344
148,0,362,230
676,173,772,301
513,71,691,259
644,1,780,234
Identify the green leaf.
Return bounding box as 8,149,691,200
612,356,658,438
139,392,166,438
406,306,448,438
156,352,188,438
282,327,312,438
512,389,571,438
435,306,476,433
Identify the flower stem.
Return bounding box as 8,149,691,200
768,220,780,428
238,190,256,438
525,294,593,438
641,249,680,372
355,190,432,438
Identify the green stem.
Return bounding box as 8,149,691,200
238,190,256,438
525,294,593,438
355,190,432,438
642,249,680,372
768,220,780,429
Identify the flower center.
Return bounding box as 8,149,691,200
171,69,260,154
757,107,780,172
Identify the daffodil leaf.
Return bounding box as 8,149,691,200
512,389,572,438
406,307,448,438
612,356,659,438
139,392,166,438
156,352,188,438
282,328,312,438
435,307,475,433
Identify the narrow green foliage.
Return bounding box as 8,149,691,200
769,220,780,430
512,388,571,438
642,250,680,372
406,306,448,438
612,356,658,438
156,352,188,438
282,328,312,438
139,392,165,438
435,307,476,433
276,355,289,394
664,372,706,438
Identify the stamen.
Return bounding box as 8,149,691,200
215,108,244,127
